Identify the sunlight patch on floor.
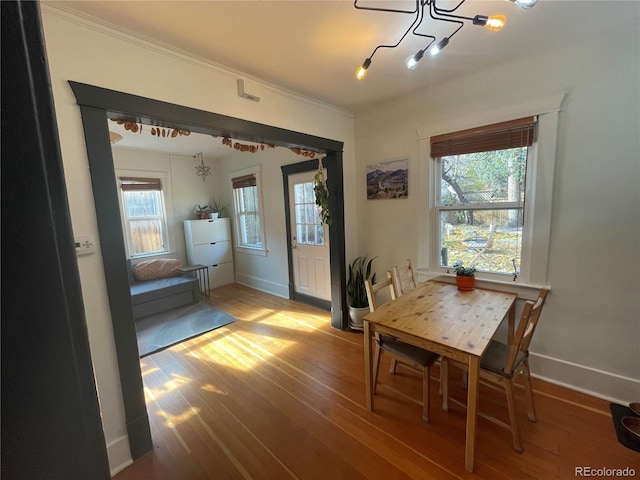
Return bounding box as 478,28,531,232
257,311,323,332
144,386,191,453
140,365,160,377
201,383,228,396
186,329,296,372
143,372,192,401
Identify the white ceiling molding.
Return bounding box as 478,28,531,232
416,93,566,140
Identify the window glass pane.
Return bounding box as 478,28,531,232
437,146,527,276
299,224,307,244
240,213,262,246
439,210,522,275
294,184,304,204
303,182,313,202
123,190,162,217
234,183,263,248
440,148,527,206
120,184,168,257
292,180,325,247
306,225,316,245
129,219,164,255
316,225,324,245
304,204,315,224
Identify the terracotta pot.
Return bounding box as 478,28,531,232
456,275,475,291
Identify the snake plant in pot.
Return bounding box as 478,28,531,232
347,255,376,330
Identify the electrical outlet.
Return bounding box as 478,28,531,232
75,235,96,255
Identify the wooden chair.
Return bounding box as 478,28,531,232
392,259,417,297
441,287,549,452
462,224,496,265
365,272,440,422
392,259,448,396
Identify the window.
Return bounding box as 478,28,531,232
419,95,563,288
432,117,536,279
119,176,170,257
231,166,267,255
293,180,325,246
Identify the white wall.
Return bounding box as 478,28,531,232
353,19,640,403
40,6,355,475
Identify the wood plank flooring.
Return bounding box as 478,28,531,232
114,284,638,479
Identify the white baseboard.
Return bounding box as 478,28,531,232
529,352,640,405
106,435,132,477
234,273,289,298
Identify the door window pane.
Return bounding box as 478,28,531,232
293,180,325,246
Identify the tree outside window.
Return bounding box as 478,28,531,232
437,148,527,275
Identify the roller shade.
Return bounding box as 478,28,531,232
231,174,256,189
431,116,536,158
119,177,162,191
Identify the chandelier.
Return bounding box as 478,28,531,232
355,0,538,79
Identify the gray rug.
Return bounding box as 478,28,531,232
135,301,237,357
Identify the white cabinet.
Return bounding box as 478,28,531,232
184,219,234,289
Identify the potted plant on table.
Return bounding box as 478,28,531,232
347,255,376,330
209,198,227,219
194,204,211,219
453,261,476,291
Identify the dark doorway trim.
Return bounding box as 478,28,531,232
2,3,110,478
281,159,346,314
69,81,348,460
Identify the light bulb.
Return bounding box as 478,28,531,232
512,0,538,9
405,50,424,70
356,58,371,80
485,15,506,31
429,38,449,56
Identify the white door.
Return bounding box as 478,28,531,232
288,170,331,301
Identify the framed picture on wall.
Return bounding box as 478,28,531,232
366,158,408,199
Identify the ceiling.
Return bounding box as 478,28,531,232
47,1,639,155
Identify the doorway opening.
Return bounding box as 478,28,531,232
282,161,331,311
70,81,347,461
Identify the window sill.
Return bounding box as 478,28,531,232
235,245,268,257
416,269,549,300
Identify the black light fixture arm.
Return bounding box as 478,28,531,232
354,0,419,15
430,0,467,14
366,0,423,61
411,4,436,51
432,0,476,23
428,1,465,40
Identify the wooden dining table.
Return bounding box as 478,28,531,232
362,279,517,472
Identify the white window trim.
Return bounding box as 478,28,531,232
115,169,173,259
230,165,268,257
417,94,565,296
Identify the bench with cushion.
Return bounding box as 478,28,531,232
128,259,200,320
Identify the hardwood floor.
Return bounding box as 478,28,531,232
114,284,638,479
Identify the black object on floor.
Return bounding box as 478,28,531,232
609,403,640,453
136,301,237,357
